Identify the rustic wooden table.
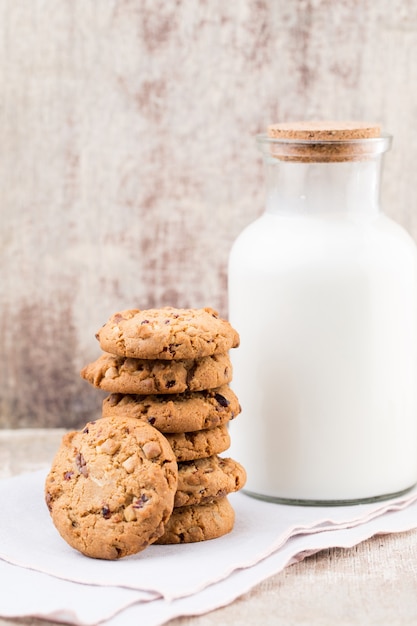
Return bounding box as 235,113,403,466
1,429,417,626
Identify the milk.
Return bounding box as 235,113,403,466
228,155,417,504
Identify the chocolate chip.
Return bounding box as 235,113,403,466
164,319,171,324
102,506,111,519
45,492,52,511
64,471,73,480
75,452,88,477
185,362,198,386
166,380,176,388
148,417,156,425
133,494,149,509
141,319,150,325
214,393,230,408
82,427,89,434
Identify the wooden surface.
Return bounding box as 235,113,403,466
0,1,416,428
1,428,417,626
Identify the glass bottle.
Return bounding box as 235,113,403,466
228,122,417,505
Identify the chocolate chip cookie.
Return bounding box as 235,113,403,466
95,307,240,360
174,455,246,508
81,352,233,394
155,497,235,544
165,425,231,462
102,385,240,433
45,416,178,560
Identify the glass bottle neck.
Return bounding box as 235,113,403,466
264,157,383,216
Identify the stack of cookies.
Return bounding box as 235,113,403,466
46,307,245,558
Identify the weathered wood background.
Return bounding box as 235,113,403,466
0,0,416,428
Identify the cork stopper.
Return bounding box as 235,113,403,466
262,121,385,162
268,121,380,141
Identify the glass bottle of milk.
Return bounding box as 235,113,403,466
228,121,417,505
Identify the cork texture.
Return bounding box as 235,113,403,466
267,121,381,140
266,121,382,161
1,0,417,427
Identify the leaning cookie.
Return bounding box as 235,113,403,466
174,455,246,508
81,352,233,395
165,425,231,462
102,385,240,433
45,416,178,560
95,307,240,360
155,497,235,544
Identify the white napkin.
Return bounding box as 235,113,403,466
107,501,417,626
1,470,417,625
0,559,149,625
